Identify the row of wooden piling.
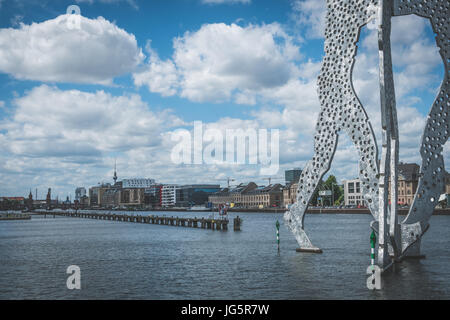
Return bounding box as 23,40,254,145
37,211,241,231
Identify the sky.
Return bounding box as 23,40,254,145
0,0,447,199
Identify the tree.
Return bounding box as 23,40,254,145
308,175,343,206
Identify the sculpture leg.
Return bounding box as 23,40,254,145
284,130,339,252
392,0,449,258
285,0,382,252
400,92,449,257
376,0,399,270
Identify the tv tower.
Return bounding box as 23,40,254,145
113,159,118,184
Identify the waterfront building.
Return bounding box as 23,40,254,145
75,187,86,202
446,171,450,195
0,197,26,210
208,187,233,207
343,179,363,206
46,188,51,207
32,199,47,207
79,195,89,207
283,182,298,208
120,188,145,207
161,185,178,207
344,163,427,207
228,182,258,207
175,184,221,207
88,184,111,207
241,184,283,208
87,178,158,208
101,188,121,208
389,163,420,206
144,185,163,208
122,179,156,189
285,168,302,184
208,182,282,208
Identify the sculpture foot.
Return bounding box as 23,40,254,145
400,222,429,258
400,237,426,260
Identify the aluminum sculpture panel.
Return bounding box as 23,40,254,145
285,0,449,271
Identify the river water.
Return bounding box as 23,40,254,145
0,211,449,299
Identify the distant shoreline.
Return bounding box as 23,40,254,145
229,208,450,215
24,207,450,215
0,213,31,220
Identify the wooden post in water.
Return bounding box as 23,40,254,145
233,216,241,231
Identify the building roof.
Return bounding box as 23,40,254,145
245,184,282,195
398,163,420,181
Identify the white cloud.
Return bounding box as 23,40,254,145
133,43,179,97
174,23,301,102
291,0,326,39
135,23,302,103
0,14,144,85
0,85,183,158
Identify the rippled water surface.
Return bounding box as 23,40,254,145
1,212,449,299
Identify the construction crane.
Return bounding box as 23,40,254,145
262,176,284,185
227,177,235,188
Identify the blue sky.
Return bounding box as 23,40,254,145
0,0,446,199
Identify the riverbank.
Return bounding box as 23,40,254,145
28,207,450,215
0,213,31,221
226,208,450,215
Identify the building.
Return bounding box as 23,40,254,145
161,185,178,207
208,183,255,207
120,188,145,207
443,171,450,208
445,171,450,195
343,163,425,207
175,184,221,207
46,188,52,207
208,187,233,207
89,184,112,207
228,183,258,207
285,168,302,184
240,184,283,208
75,187,86,202
343,179,363,206
79,195,89,207
208,182,282,208
390,163,420,206
283,182,298,208
0,197,25,210
87,177,159,208
144,185,163,208
122,179,156,189
101,188,121,208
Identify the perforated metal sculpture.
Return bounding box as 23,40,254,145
284,0,448,271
